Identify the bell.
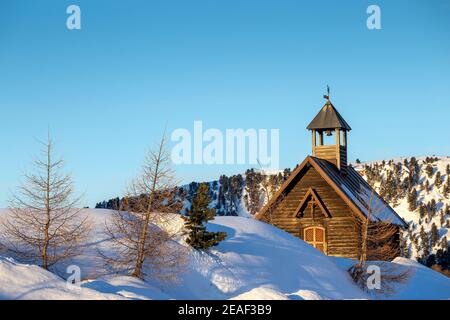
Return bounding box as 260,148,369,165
326,130,332,136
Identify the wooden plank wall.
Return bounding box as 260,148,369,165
270,164,361,258
314,145,337,165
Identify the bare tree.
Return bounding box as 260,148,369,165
1,134,90,270
255,160,285,223
349,187,410,295
103,133,187,281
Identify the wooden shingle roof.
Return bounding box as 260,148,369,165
306,101,352,131
256,156,407,228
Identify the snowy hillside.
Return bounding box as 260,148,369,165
0,209,365,300
333,256,450,300
1,208,450,300
353,156,450,264
95,168,291,217
0,256,125,300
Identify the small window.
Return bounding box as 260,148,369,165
303,227,327,254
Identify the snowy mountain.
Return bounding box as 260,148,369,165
1,208,449,300
353,156,450,264
95,168,291,217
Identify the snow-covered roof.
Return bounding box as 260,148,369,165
312,157,407,227
257,156,407,227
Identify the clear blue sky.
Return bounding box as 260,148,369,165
1,0,449,207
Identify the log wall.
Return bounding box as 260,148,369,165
270,164,361,258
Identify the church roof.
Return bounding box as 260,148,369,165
306,101,352,131
256,156,407,227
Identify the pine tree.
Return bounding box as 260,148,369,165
425,164,434,178
400,234,410,258
229,174,244,215
403,158,409,167
419,205,426,219
185,183,227,250
407,188,418,211
434,171,442,188
440,236,448,252
428,199,437,218
446,164,450,176
282,168,291,180
435,249,450,271
410,157,420,186
419,226,430,259
444,178,450,198
244,169,263,215
430,223,439,247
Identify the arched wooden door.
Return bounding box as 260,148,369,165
304,227,327,254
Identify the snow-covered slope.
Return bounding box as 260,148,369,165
167,216,366,300
1,208,449,300
353,156,450,261
0,208,366,300
390,257,450,299
333,256,450,300
0,256,123,300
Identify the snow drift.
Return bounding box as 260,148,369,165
0,209,365,300
0,209,449,300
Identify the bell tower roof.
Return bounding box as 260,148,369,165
307,92,350,174
306,100,351,131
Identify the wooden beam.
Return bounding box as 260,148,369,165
343,130,347,147
318,131,324,146
335,128,341,170
294,187,331,218
312,129,316,156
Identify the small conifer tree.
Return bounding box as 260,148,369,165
185,183,227,250
435,171,442,188
430,223,439,247
407,188,418,211
425,164,434,178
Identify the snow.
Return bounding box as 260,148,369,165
172,216,366,300
230,287,289,300
332,257,450,300
0,208,366,300
389,257,450,300
0,256,123,300
82,276,170,300
353,156,450,259
339,183,405,226
0,208,449,300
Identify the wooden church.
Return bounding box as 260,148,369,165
256,95,407,259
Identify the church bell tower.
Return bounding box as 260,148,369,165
306,91,351,174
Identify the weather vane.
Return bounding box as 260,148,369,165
323,85,330,101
